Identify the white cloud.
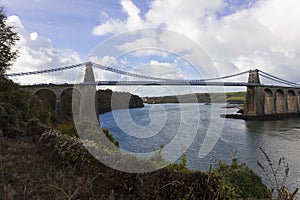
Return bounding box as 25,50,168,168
141,60,180,79
117,36,158,52
6,15,82,84
90,55,117,66
145,0,222,33
92,0,300,87
30,32,38,40
253,0,300,42
92,0,144,36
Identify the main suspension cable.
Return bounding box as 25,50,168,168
5,62,88,77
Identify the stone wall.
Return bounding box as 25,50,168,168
245,86,300,116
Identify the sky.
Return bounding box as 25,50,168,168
2,0,300,96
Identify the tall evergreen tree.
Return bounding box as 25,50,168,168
0,7,19,76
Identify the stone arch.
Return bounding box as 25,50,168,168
276,89,285,114
61,88,82,120
287,90,297,113
35,89,57,110
263,88,275,114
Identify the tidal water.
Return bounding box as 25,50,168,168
100,103,300,189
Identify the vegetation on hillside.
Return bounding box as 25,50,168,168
0,79,58,136
0,125,269,199
226,91,246,103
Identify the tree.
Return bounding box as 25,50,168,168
0,7,19,76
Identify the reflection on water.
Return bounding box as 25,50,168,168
100,103,300,189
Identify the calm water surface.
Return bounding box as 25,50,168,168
100,103,300,189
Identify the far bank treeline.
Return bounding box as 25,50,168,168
143,92,246,104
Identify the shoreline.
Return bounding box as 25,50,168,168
221,113,300,120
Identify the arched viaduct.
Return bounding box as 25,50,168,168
244,70,300,116
20,62,96,121
20,84,83,120
244,86,300,116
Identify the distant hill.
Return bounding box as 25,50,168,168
143,92,246,104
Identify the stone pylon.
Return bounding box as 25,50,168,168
78,62,98,122
248,69,260,84
244,69,262,116
84,62,96,83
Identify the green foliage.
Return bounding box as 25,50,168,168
60,89,81,121
216,157,269,199
166,154,189,172
102,127,119,147
0,78,57,136
0,7,19,76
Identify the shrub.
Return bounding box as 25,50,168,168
56,122,78,137
217,157,269,199
0,78,57,137
166,154,188,172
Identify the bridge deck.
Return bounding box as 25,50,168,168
94,81,260,86
20,81,300,89
21,81,260,87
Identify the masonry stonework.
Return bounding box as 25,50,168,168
245,86,300,116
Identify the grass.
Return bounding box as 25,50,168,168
0,135,96,199
226,92,246,102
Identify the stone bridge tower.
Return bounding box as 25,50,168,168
75,62,98,123
244,69,263,116
248,69,260,84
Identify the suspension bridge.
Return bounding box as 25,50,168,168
5,62,300,120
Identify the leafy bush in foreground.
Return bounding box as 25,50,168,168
216,157,269,199
38,129,271,199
